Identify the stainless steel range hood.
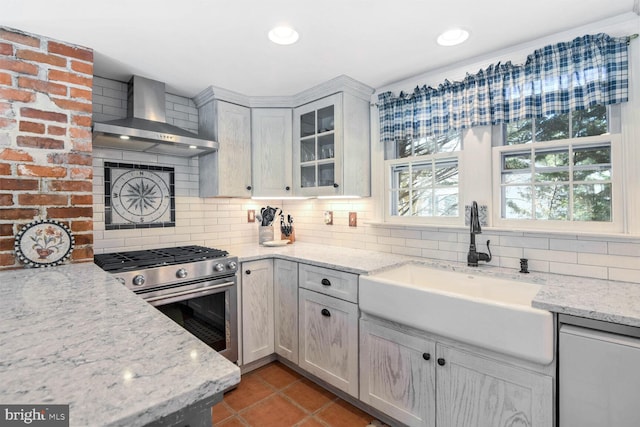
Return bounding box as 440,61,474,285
92,76,218,157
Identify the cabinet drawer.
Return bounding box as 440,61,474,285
299,263,358,302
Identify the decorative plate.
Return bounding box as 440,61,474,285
15,219,75,268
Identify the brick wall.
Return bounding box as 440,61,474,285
0,27,94,269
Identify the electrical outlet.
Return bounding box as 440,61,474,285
247,209,255,223
349,212,357,227
324,211,333,225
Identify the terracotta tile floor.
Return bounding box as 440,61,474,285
212,362,387,427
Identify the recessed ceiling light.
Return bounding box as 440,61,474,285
437,28,469,46
268,26,299,45
189,145,197,149
119,135,130,140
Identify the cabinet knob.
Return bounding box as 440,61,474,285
321,308,331,317
333,183,339,188
246,185,252,191
437,358,446,366
321,278,331,286
245,270,251,275
422,353,431,361
285,186,291,191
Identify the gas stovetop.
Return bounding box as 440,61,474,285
94,245,229,272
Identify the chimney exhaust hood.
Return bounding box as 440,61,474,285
92,76,218,157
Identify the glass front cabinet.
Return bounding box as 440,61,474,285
293,92,371,197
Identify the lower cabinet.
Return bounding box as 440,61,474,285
274,259,298,364
299,288,359,397
360,317,553,427
241,259,274,365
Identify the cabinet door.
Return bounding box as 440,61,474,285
293,94,343,197
274,259,298,364
360,319,436,427
241,259,274,365
251,108,293,197
199,100,252,197
298,288,358,397
436,345,553,427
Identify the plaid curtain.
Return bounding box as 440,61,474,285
379,33,630,143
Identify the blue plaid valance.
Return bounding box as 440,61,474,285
378,33,630,143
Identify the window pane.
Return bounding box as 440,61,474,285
535,171,570,182
574,184,611,221
395,189,411,216
435,164,458,186
412,164,432,188
573,167,611,181
435,132,462,152
506,120,533,145
391,165,410,190
572,105,607,137
503,186,533,219
504,153,531,170
535,113,570,141
535,150,569,167
413,137,434,156
534,184,569,220
412,189,432,216
434,188,458,216
503,172,531,184
396,139,412,159
574,145,610,166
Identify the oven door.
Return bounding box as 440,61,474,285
140,278,238,363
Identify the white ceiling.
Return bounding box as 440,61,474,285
2,0,637,98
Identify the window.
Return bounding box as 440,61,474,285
385,132,462,222
494,105,622,231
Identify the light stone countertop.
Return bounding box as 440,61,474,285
229,242,640,328
0,263,240,427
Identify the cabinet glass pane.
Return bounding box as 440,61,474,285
318,163,335,187
301,165,316,188
318,134,334,160
301,139,316,162
301,111,315,138
317,105,334,133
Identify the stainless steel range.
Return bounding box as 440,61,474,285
94,245,238,363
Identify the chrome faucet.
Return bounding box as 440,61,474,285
467,201,492,267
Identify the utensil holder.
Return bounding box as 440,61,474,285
259,225,274,245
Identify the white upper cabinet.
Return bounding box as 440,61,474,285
251,108,293,197
293,91,371,197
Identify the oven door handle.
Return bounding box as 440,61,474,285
144,280,235,305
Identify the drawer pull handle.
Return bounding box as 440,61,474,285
321,278,331,286
437,358,446,366
321,308,331,317
245,270,251,275
423,353,431,361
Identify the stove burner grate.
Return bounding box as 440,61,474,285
94,245,229,272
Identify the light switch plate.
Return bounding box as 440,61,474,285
349,212,357,227
324,211,333,225
247,209,255,223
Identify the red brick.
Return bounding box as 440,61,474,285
0,117,16,129
47,152,92,166
0,253,16,267
0,29,40,48
70,167,92,179
0,237,13,251
0,58,38,75
0,42,13,55
19,120,45,134
70,220,92,232
71,194,92,205
51,98,92,113
0,163,10,175
72,140,92,152
48,69,92,88
0,194,12,206
18,77,67,96
0,178,39,191
70,87,91,101
0,148,34,162
18,164,67,178
0,207,39,220
0,102,12,116
20,107,67,123
18,193,68,206
17,136,64,150
0,72,11,86
0,224,12,236
47,41,92,62
0,88,35,103
71,246,93,262
49,180,91,192
73,233,93,246
70,127,91,139
72,115,91,127
70,60,93,76
47,125,66,136
47,206,92,219
16,49,67,67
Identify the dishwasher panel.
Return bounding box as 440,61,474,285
559,324,640,427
